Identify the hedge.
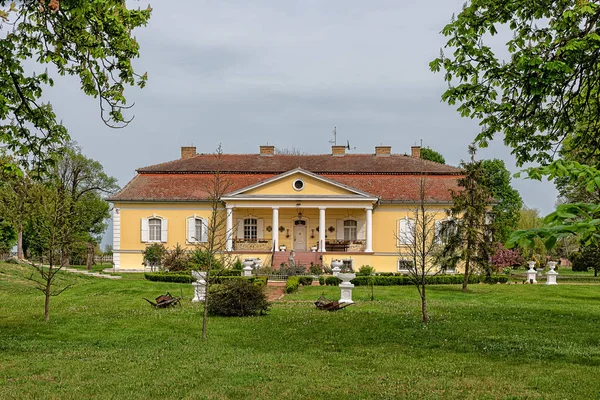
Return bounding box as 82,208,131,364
298,276,313,286
319,274,508,286
286,276,300,293
144,273,267,285
144,272,193,283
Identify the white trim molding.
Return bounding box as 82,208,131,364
112,208,121,269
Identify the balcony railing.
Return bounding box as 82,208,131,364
320,240,366,252
233,239,273,251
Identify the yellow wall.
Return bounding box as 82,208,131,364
244,173,354,196
113,201,456,273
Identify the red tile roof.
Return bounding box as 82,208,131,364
137,153,462,175
110,152,463,202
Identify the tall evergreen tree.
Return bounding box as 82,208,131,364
440,146,494,292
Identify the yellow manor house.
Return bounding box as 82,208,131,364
109,144,463,273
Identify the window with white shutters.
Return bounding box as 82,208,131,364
344,220,357,241
149,218,162,241
244,218,257,241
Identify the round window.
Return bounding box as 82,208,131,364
293,179,305,191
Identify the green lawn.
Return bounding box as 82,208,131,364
1,262,600,399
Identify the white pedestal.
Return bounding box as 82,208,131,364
243,266,253,277
546,261,558,285
339,282,354,304
338,273,356,304
526,261,537,284
191,270,207,302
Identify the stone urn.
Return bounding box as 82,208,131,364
243,258,255,269
311,245,318,252
331,259,343,269
526,261,537,284
338,273,356,304
254,258,263,269
279,245,287,252
546,261,558,285
191,271,207,302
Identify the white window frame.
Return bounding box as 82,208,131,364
141,215,168,243
187,216,208,243
148,218,162,242
343,219,358,241
244,218,258,241
397,258,415,273
397,217,415,246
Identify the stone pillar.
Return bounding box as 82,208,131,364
365,207,373,252
272,207,279,251
243,266,253,277
319,207,326,252
225,206,233,251
526,261,537,284
338,273,356,304
191,271,207,302
546,261,558,285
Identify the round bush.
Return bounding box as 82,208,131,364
208,279,270,317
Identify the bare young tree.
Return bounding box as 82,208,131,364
193,144,236,341
396,176,441,324
26,184,74,321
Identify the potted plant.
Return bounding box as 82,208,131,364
279,244,287,252
310,245,318,252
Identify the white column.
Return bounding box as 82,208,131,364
365,207,373,252
319,207,326,252
112,208,120,269
272,207,279,251
225,206,233,251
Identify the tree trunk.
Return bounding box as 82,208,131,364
44,280,51,322
462,259,469,292
202,271,210,341
17,220,23,259
421,285,428,323
86,243,94,271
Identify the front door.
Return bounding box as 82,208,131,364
293,220,306,251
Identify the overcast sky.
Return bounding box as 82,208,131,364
40,1,557,247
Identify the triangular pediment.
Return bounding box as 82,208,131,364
223,168,376,199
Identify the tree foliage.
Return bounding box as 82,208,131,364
431,0,600,166
432,1,600,252
0,1,151,170
439,146,494,291
480,159,523,243
420,147,445,164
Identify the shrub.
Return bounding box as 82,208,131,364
189,248,222,270
208,279,270,317
357,265,375,276
144,272,193,283
286,276,300,293
280,262,307,276
162,243,190,271
232,259,243,271
253,276,268,287
309,262,323,275
298,276,313,286
142,243,166,270
490,243,524,271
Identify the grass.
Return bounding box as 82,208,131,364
1,261,600,399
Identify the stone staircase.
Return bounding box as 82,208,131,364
272,251,321,270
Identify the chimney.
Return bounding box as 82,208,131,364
259,145,275,156
331,145,346,156
375,146,391,157
411,146,421,158
181,146,196,159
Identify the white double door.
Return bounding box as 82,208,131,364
293,221,306,251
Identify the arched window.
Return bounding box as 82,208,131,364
148,218,162,241
244,218,258,241
344,220,357,241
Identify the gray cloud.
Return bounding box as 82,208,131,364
35,0,557,246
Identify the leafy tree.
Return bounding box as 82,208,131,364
481,159,523,243
430,0,600,166
0,219,16,254
420,147,445,164
571,245,600,276
0,1,151,170
431,1,600,252
439,146,494,291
